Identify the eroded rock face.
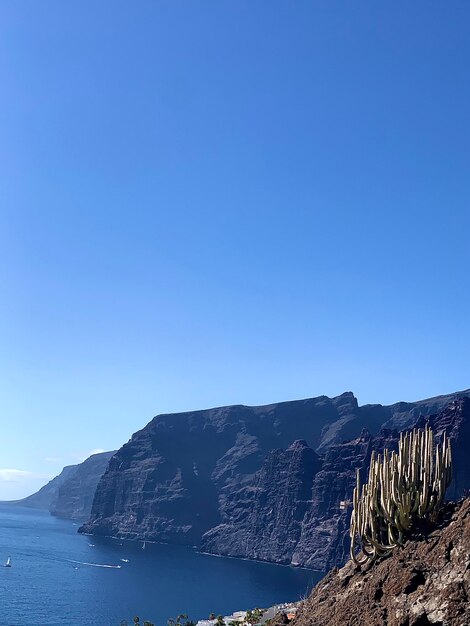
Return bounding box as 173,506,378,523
201,440,321,563
11,451,115,521
50,451,116,521
80,390,470,569
293,397,470,570
79,393,361,544
290,498,470,626
291,430,390,570
201,399,470,569
13,464,79,510
420,398,470,501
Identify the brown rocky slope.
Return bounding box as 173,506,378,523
289,497,470,626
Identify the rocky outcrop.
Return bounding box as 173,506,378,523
80,389,470,569
12,451,115,521
291,430,394,570
201,440,321,563
290,497,470,626
419,398,470,501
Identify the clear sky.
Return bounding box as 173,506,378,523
1,1,469,498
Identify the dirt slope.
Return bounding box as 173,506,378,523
291,498,470,626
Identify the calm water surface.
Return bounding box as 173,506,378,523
0,505,322,626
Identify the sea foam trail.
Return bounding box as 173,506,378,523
66,559,122,569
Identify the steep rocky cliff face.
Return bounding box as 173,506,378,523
201,440,321,563
420,399,470,501
12,451,115,521
50,451,116,520
12,464,78,510
283,397,470,571
288,497,470,626
80,390,470,569
289,430,397,570
80,393,360,543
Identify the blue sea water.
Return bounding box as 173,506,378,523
0,505,322,626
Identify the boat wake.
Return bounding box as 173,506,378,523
66,559,122,569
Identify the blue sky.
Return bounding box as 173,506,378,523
1,1,469,498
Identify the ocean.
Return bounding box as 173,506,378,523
0,504,322,626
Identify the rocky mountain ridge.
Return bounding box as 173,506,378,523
80,389,470,569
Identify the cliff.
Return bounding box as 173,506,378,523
50,450,116,520
201,439,322,564
289,497,470,626
80,390,470,569
80,393,361,543
291,396,470,570
13,451,115,521
13,464,78,510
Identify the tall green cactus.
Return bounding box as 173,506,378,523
350,425,452,566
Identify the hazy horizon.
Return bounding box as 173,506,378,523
2,1,470,499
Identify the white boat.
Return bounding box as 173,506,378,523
4,556,11,568
142,541,146,550
120,558,130,563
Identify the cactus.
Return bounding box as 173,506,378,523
350,425,452,566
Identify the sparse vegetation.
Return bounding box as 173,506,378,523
119,618,155,626
350,425,452,566
121,613,197,626
123,605,268,626
245,608,264,625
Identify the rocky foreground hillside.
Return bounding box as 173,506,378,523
80,389,470,569
288,497,470,626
